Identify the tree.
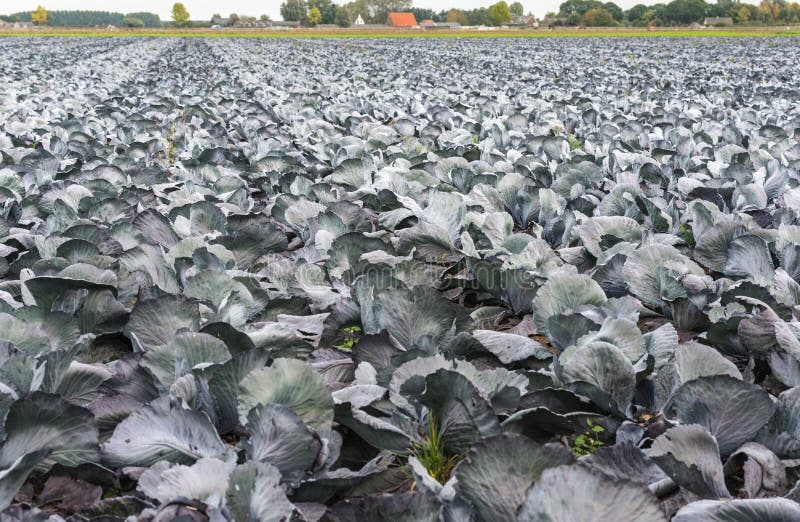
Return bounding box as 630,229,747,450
341,0,364,21
736,4,751,20
412,7,437,21
127,12,161,27
31,5,48,26
308,6,322,25
663,0,707,23
625,3,648,22
560,0,603,16
489,1,513,24
465,6,494,25
308,0,336,23
171,2,190,26
334,6,352,25
446,8,470,24
787,2,800,21
759,0,785,19
226,13,239,26
509,1,525,16
123,16,144,27
706,0,734,16
583,7,616,24
567,12,583,23
603,2,623,20
281,0,307,21
260,14,271,21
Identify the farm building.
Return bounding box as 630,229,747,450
354,14,365,25
703,16,733,26
0,21,33,30
210,16,230,26
419,20,461,30
234,20,271,28
386,12,418,27
508,16,539,28
272,21,301,28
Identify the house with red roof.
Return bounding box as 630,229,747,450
386,12,418,27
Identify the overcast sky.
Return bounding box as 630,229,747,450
1,0,710,21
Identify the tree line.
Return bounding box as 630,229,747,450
1,5,271,28
5,0,799,28
278,0,532,26
278,0,800,26
550,0,800,27
3,9,161,27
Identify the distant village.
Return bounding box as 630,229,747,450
0,12,744,31
0,10,544,31
3,0,791,31
0,12,540,31
210,12,539,30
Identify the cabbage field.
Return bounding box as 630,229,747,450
2,35,800,520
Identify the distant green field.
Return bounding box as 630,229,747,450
2,28,800,38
